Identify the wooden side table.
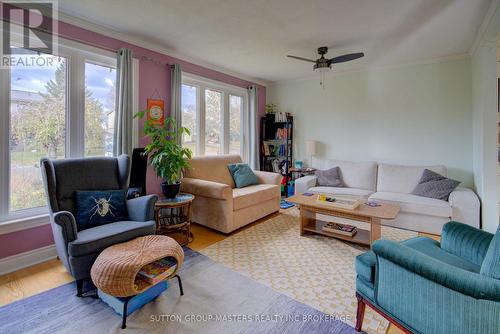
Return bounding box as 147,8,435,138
289,167,316,180
155,193,194,246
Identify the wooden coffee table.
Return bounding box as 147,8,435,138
287,194,400,247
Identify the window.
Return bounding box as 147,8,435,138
0,36,126,222
181,75,247,158
205,89,222,155
229,95,243,155
84,62,117,157
181,84,198,155
9,54,67,211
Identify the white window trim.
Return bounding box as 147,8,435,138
181,73,248,158
0,35,139,230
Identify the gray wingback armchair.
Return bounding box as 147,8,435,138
40,155,158,296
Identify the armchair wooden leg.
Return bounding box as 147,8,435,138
355,293,366,332
76,279,84,297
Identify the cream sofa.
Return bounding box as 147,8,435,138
181,155,282,233
295,159,480,235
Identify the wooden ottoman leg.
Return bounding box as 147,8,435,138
174,275,184,296
355,293,366,332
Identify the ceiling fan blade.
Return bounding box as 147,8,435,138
287,55,316,63
329,52,365,64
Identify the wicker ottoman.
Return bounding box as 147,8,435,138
91,235,185,328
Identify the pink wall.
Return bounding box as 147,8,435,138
0,225,54,258
0,15,265,259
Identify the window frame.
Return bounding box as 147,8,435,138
0,34,138,225
181,73,248,159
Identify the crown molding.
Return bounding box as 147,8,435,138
54,10,270,87
469,0,500,56
269,53,470,86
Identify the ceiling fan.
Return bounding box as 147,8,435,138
287,47,364,86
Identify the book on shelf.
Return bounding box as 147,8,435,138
136,257,177,285
275,127,289,140
316,194,360,210
262,141,288,157
322,222,357,237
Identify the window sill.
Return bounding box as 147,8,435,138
0,214,50,235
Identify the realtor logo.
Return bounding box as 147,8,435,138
1,1,58,68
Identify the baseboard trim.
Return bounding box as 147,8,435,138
0,244,57,276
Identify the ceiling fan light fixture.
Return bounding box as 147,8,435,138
314,63,330,88
287,46,365,89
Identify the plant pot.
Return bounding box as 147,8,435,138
265,113,275,122
161,182,181,199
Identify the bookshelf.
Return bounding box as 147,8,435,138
260,115,293,196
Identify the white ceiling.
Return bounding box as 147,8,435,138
57,0,492,84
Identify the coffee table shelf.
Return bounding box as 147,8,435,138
303,219,370,246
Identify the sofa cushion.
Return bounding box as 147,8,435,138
313,158,377,191
355,237,481,287
356,277,375,302
227,163,258,188
184,154,242,188
377,163,447,194
68,220,155,257
402,237,481,273
315,167,345,187
308,186,373,198
233,184,280,211
356,251,376,284
369,191,451,218
411,169,460,201
480,225,500,279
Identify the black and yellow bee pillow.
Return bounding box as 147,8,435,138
75,190,128,231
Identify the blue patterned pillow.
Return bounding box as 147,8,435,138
227,163,258,188
75,190,128,231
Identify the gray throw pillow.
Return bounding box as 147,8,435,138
315,167,345,187
411,169,460,201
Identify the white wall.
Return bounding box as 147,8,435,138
471,2,500,233
268,58,474,188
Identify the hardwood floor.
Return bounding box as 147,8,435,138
0,215,434,334
0,258,73,307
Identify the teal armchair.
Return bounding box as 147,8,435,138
355,222,500,334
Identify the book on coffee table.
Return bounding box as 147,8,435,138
322,222,357,237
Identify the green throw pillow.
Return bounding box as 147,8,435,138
227,163,258,188
480,225,500,279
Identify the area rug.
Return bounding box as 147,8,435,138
0,248,361,334
200,207,418,334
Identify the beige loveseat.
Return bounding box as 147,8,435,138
180,155,282,233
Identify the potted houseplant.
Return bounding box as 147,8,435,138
265,103,277,122
134,111,192,198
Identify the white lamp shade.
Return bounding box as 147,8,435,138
306,140,317,156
